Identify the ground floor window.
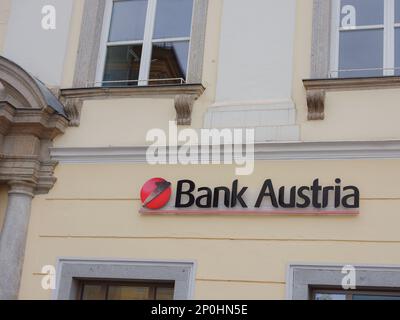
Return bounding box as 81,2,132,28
79,280,174,300
312,288,400,300
288,264,400,300
55,259,195,300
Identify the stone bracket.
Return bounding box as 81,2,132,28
63,98,83,127
303,76,400,121
59,84,205,127
175,94,197,125
306,89,325,120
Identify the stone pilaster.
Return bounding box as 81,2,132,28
0,56,69,299
0,181,35,300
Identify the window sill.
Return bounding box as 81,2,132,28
59,83,206,127
303,76,400,120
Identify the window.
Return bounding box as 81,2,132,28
312,288,400,300
288,264,400,300
54,259,195,300
96,0,195,87
79,280,174,300
331,0,400,78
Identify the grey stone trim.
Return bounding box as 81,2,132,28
59,84,205,127
60,83,205,99
304,76,400,91
51,140,400,163
303,76,400,120
187,0,209,83
54,259,196,300
310,0,332,78
287,264,400,300
73,0,106,88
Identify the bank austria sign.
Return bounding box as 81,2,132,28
140,178,360,215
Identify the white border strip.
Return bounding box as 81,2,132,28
50,140,400,164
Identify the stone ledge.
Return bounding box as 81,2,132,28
50,140,400,163
59,84,206,127
303,76,400,120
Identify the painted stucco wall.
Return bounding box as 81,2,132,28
51,0,400,148
2,0,74,86
2,0,399,299
19,160,400,299
215,0,296,102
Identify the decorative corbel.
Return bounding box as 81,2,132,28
174,94,197,126
63,98,83,127
306,88,325,120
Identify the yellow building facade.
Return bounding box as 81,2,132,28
0,0,400,300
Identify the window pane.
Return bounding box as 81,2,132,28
103,45,142,86
339,29,384,77
314,293,347,300
396,0,400,23
395,28,400,75
352,294,400,300
81,285,107,300
156,287,174,300
108,286,151,300
149,41,189,84
153,0,194,39
340,0,384,27
108,0,148,42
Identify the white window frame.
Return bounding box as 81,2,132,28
330,0,400,78
95,0,194,87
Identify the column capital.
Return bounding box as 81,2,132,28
8,180,36,197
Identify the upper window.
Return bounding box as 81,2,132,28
331,0,400,78
96,0,194,87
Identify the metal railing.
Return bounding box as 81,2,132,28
90,77,186,87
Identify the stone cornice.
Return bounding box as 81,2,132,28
50,140,400,163
59,84,206,126
0,104,68,138
304,76,400,91
303,76,400,120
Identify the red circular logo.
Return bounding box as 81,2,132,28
140,178,172,210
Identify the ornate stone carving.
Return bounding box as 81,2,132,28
63,98,83,127
0,56,69,300
303,76,400,120
306,89,325,120
60,84,205,127
174,94,196,125
0,56,68,195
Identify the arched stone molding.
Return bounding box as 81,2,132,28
0,56,68,194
